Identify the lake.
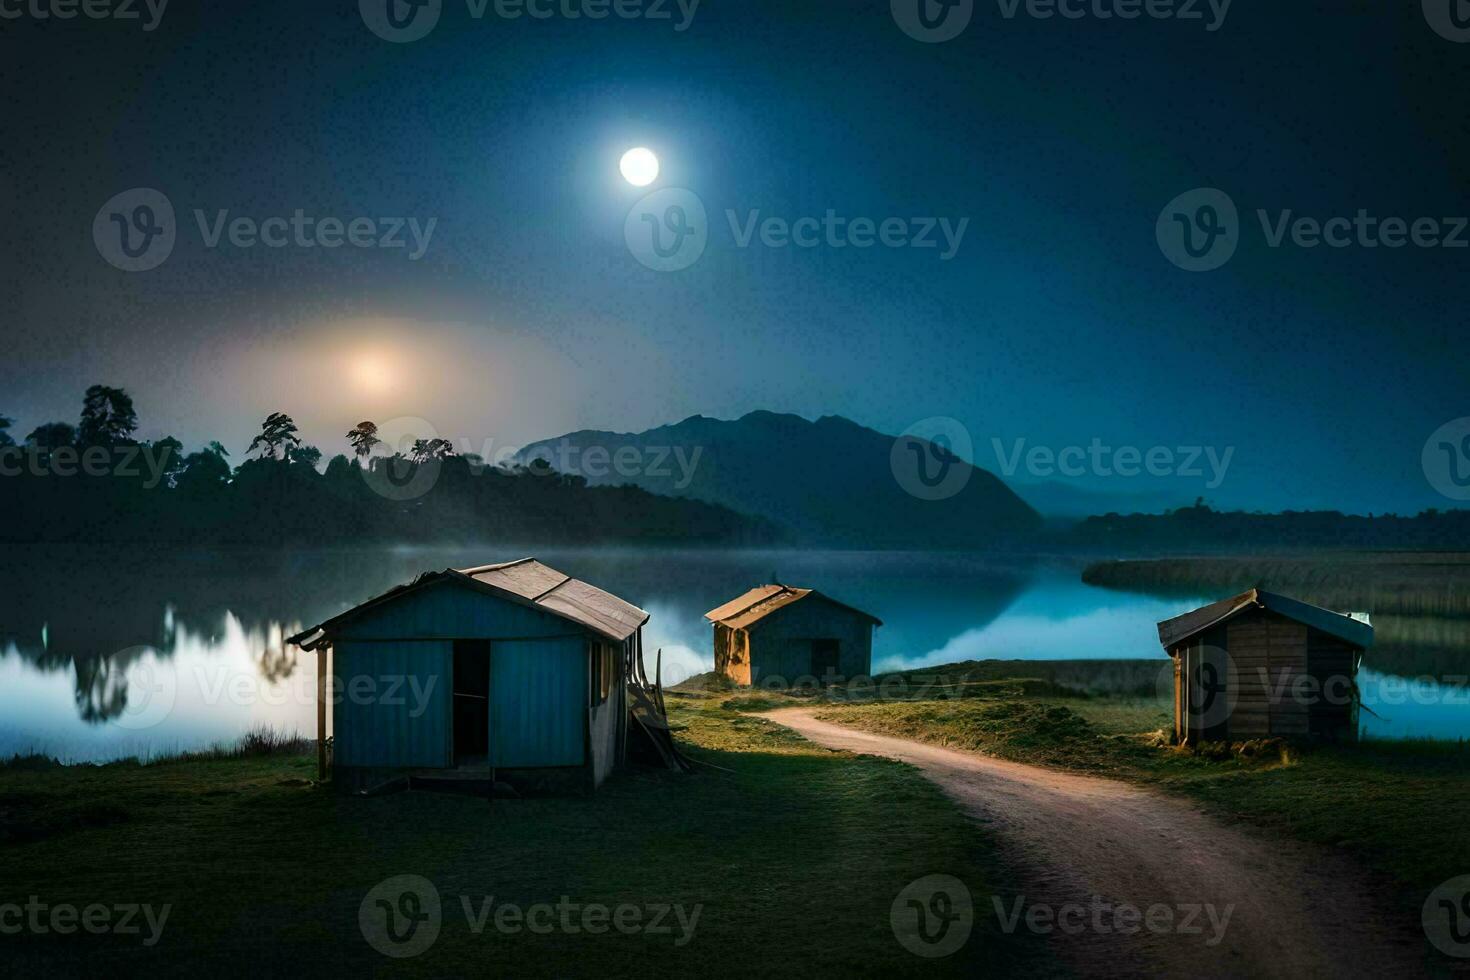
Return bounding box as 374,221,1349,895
1,546,1465,761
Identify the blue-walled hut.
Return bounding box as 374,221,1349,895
288,558,647,793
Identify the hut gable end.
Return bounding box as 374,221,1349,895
333,575,580,642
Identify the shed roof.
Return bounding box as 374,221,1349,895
704,585,882,630
1157,589,1373,651
287,558,648,649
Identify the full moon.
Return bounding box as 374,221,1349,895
619,147,659,187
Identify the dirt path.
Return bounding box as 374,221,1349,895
760,708,1424,978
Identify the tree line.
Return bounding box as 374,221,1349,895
0,386,780,547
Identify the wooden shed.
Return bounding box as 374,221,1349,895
288,558,647,793
705,585,881,686
1158,589,1373,744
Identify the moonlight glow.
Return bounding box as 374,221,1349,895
619,147,659,187
350,354,394,394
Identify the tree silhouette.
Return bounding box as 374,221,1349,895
25,422,76,449
347,421,381,459
177,446,231,495
410,437,453,463
154,436,186,485
289,444,323,468
0,387,786,549
0,415,14,448
77,385,138,447
247,413,301,460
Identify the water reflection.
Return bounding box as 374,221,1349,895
0,546,1465,760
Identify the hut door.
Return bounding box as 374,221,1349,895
453,640,490,765
1187,640,1231,742
489,638,586,768
810,639,840,681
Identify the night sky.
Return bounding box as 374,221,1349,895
3,0,1468,513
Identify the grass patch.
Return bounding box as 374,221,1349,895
0,694,1040,977
796,684,1470,904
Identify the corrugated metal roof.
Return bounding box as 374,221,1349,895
704,585,788,624
704,585,882,630
287,558,648,647
460,558,570,600
1157,589,1373,651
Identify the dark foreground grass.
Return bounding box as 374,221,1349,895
0,696,1041,978
797,689,1470,909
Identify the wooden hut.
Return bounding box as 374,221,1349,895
288,558,647,793
705,585,881,686
1157,589,1372,744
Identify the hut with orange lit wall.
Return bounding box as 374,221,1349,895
705,585,880,685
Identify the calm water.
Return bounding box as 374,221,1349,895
1,547,1465,761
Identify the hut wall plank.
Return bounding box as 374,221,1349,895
333,639,451,769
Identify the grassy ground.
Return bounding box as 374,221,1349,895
0,696,1042,978
742,679,1470,906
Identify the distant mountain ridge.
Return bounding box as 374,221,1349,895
517,411,1042,548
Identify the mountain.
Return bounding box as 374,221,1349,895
516,411,1042,548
